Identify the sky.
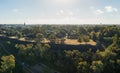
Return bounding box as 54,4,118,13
0,0,120,24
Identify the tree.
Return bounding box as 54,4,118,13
117,59,120,65
77,61,89,73
64,50,81,73
78,35,82,42
112,34,119,46
83,36,90,44
98,49,116,60
107,34,120,51
90,31,97,42
15,44,34,61
90,60,104,73
78,35,90,44
96,31,104,43
48,34,57,43
44,44,51,51
0,55,15,73
35,43,51,59
36,33,44,42
17,32,22,38
60,38,65,44
15,44,26,58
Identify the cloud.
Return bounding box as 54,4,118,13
56,10,64,16
69,12,74,16
105,6,118,12
56,9,74,16
60,10,64,14
42,0,78,8
90,6,95,10
94,9,104,15
56,13,60,16
55,0,73,4
90,6,104,15
12,9,19,12
12,9,22,14
51,0,78,5
91,6,118,15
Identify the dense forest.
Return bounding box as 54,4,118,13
0,24,120,73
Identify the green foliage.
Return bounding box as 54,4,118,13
77,61,89,73
16,32,22,38
98,49,116,59
117,59,120,65
1,25,120,73
42,66,51,73
36,33,44,42
90,31,98,41
15,43,51,64
78,35,90,43
6,41,11,45
48,34,57,43
90,60,104,73
44,44,51,51
112,34,120,47
0,55,15,73
48,34,56,39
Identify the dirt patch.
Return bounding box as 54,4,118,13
9,36,17,39
43,38,50,43
19,38,25,41
64,39,96,46
64,39,80,45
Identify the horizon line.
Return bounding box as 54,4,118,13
0,23,120,25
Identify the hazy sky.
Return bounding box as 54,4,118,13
0,0,120,24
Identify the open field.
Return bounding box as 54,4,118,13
4,35,96,46
64,39,96,45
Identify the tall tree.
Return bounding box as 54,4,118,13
90,60,104,73
0,55,15,73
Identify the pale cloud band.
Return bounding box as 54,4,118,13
105,6,118,12
1,18,120,24
92,6,118,15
